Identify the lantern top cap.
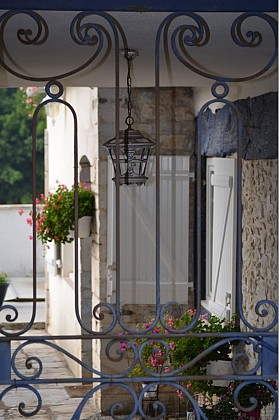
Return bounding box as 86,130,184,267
103,127,155,149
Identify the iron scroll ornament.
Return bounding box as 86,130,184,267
0,9,277,419
0,384,42,417
0,11,275,84
154,11,278,83
0,9,128,82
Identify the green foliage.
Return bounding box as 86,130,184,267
232,381,276,409
0,272,8,284
0,88,45,204
35,183,95,245
203,395,239,419
122,310,239,398
202,380,277,418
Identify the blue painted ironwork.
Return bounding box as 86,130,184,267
3,0,278,12
0,7,277,420
0,385,42,417
0,341,10,383
262,337,278,375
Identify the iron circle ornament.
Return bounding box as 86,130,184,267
45,80,64,99
211,81,229,99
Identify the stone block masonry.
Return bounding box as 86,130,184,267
200,92,277,159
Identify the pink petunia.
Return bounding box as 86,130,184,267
29,235,33,240
167,316,174,328
18,208,24,216
120,343,127,351
169,341,176,350
177,390,184,399
26,217,32,226
188,309,195,316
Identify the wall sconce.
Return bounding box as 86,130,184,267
104,50,155,186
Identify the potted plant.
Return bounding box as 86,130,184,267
202,380,277,419
27,183,95,245
0,272,9,306
121,310,239,401
168,310,239,397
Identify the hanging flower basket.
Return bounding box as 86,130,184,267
78,215,92,238
23,183,95,245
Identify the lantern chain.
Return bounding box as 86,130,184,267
125,50,137,129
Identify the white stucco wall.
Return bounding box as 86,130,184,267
45,87,98,376
46,87,97,189
0,204,44,277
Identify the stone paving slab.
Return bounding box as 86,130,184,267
0,330,98,419
0,327,165,419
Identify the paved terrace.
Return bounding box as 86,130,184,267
0,278,96,419
0,278,143,419
0,329,97,419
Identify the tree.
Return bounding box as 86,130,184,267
0,88,46,203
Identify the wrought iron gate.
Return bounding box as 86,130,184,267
0,4,278,419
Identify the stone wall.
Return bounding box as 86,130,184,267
96,86,196,303
200,92,278,159
200,92,278,329
242,159,278,330
132,87,195,156
92,86,196,412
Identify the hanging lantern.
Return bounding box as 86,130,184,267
104,50,155,186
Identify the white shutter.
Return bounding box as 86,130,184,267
202,157,237,319
107,156,192,305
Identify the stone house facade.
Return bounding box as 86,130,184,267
45,84,277,389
